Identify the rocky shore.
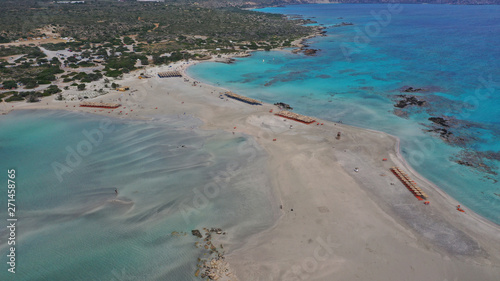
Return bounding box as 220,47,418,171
192,228,238,281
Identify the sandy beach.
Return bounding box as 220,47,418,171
2,59,500,281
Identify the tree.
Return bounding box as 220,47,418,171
25,80,38,89
26,94,39,103
43,85,61,96
123,36,135,45
77,84,86,91
51,57,61,65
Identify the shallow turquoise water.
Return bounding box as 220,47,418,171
188,4,500,224
0,110,276,280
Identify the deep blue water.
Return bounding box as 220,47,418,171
188,4,500,224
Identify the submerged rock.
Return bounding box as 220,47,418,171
333,22,354,27
402,86,425,92
192,229,202,238
451,150,499,176
393,109,409,118
394,95,426,108
274,102,293,110
428,117,449,127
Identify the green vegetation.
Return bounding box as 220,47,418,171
0,46,46,58
123,36,135,45
6,93,25,102
2,80,17,89
41,42,82,51
5,91,38,102
42,85,61,96
0,91,16,100
0,1,312,48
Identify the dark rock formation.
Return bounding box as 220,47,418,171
333,22,354,27
394,95,426,108
303,49,319,56
402,86,426,93
428,117,449,127
455,160,474,167
425,127,453,140
451,150,499,176
191,229,202,238
274,102,293,110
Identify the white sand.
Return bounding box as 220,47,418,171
3,60,500,281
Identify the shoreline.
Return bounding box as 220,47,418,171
2,54,500,279
394,138,500,231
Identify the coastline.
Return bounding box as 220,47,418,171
2,54,500,280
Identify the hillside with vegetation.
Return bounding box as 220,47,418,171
0,1,314,43
0,0,317,102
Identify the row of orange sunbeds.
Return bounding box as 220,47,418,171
390,167,428,200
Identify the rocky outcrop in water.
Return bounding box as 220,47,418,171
394,95,426,108
425,116,466,145
303,48,319,56
422,116,499,176
428,117,449,127
333,22,354,27
192,228,236,281
274,102,293,110
451,150,500,177
391,87,498,178
402,86,425,93
192,229,203,238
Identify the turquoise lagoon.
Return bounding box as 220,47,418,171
0,110,277,280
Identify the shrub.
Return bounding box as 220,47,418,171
24,81,38,89
26,94,39,103
6,94,24,102
2,80,17,89
105,70,123,78
43,85,61,95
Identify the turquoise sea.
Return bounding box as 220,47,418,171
188,4,500,224
0,110,277,280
